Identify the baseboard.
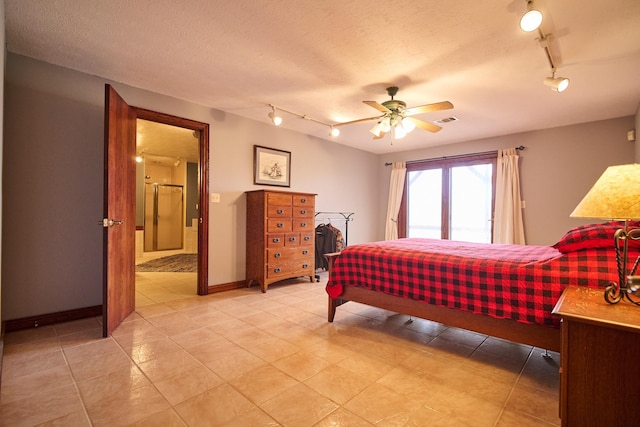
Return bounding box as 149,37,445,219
4,305,103,333
4,282,247,332
208,280,245,293
0,321,5,389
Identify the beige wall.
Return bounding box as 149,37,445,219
379,116,636,245
1,53,379,320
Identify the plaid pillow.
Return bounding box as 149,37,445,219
553,221,640,253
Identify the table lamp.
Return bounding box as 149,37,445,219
571,164,640,305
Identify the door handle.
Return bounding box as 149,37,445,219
101,218,124,227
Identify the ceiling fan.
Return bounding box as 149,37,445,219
335,86,453,139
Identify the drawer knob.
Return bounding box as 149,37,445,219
274,253,281,258
302,250,308,255
301,222,307,227
277,209,284,214
304,236,310,241
274,267,281,273
302,263,309,268
277,223,284,228
289,237,297,242
273,238,280,243
301,198,307,203
300,210,307,214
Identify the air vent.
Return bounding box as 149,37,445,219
435,116,459,124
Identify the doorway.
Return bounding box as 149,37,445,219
133,108,209,297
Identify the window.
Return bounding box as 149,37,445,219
398,152,497,243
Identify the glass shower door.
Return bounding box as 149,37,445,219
144,183,184,251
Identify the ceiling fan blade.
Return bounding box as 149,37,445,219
334,115,383,127
403,101,453,116
363,100,391,113
407,116,442,133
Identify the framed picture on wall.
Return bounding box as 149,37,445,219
253,145,291,187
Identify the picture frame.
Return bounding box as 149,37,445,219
253,145,291,187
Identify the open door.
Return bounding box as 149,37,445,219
103,84,136,337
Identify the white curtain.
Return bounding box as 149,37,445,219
385,161,407,240
493,148,525,244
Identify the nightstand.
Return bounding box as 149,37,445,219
552,286,640,427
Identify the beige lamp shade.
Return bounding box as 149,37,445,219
571,164,640,220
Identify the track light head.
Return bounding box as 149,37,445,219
268,106,282,126
520,0,542,32
544,75,570,93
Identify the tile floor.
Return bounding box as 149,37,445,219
0,270,561,426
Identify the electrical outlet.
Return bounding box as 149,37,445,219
210,193,220,203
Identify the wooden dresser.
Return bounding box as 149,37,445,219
552,286,640,427
246,190,316,292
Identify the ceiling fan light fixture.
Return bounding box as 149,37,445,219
544,75,570,92
394,126,407,139
520,0,542,32
379,116,391,133
401,117,416,133
369,122,382,137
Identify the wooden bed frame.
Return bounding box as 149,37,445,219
325,253,561,352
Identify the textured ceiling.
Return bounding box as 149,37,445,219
5,0,640,154
136,119,200,166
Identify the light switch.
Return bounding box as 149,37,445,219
210,193,220,203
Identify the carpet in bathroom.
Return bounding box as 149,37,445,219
135,253,197,272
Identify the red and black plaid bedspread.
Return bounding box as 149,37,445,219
326,237,627,329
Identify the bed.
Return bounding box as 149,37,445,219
325,221,640,352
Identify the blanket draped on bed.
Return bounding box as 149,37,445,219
326,231,635,329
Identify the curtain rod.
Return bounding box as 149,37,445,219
384,145,525,166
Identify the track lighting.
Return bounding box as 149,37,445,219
536,33,570,93
267,104,341,137
520,0,542,32
268,105,282,126
544,74,570,93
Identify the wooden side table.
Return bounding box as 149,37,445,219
552,286,640,427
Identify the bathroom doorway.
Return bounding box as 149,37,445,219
133,111,209,297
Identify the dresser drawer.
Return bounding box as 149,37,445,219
267,260,314,279
293,194,313,207
284,232,301,246
267,192,293,206
292,206,313,217
292,218,312,231
268,246,313,261
267,233,285,247
267,218,292,232
300,231,314,246
267,205,292,217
